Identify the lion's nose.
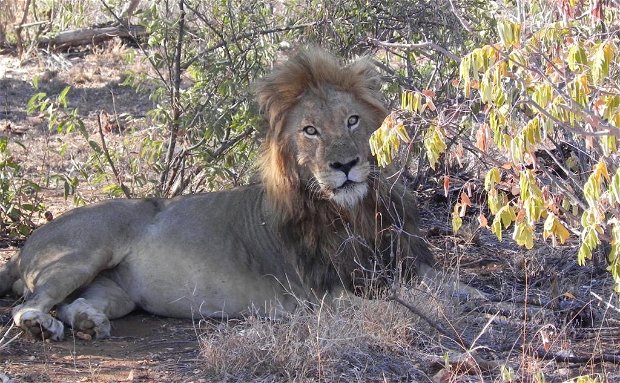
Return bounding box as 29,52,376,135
330,157,359,176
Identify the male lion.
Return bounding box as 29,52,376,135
0,48,435,341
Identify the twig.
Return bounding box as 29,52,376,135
523,96,620,139
533,348,620,364
97,113,131,198
447,0,473,33
167,127,254,196
388,295,472,349
590,291,620,316
504,46,620,139
0,322,22,352
99,0,168,86
537,163,588,215
16,20,47,28
368,38,460,63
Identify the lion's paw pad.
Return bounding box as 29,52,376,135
59,298,111,339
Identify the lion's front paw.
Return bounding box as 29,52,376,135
13,307,65,341
57,298,111,339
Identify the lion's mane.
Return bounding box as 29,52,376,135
255,49,433,295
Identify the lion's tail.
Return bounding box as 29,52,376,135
0,252,20,296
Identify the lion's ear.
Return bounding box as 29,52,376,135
347,57,382,93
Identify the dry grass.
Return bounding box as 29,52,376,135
198,288,462,382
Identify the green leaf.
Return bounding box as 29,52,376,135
58,86,71,108
88,140,103,154
459,55,471,83
609,220,620,292
577,245,590,266
567,43,587,72
491,216,503,241
610,168,620,205
26,92,48,114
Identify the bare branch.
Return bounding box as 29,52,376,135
368,38,460,62
388,294,472,350
182,5,321,70
159,0,186,195
97,113,131,198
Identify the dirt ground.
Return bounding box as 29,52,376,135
1,301,207,382
2,48,620,382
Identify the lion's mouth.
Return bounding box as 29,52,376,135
337,180,358,190
330,180,368,208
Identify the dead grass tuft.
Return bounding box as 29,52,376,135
198,293,446,382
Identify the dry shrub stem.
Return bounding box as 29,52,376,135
533,348,620,364
97,112,131,198
158,0,186,195
14,0,32,56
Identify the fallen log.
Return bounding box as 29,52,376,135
38,24,147,48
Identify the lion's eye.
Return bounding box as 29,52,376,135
347,115,360,129
303,126,319,136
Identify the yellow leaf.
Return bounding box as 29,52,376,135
591,42,613,85
452,204,463,233
394,123,411,143
513,222,535,249
594,160,610,182
484,167,501,191
491,216,503,241
577,243,591,266
488,188,501,215
555,220,571,244
424,126,447,170
543,213,571,246
567,43,587,72
460,54,471,81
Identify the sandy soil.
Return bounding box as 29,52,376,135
1,300,207,382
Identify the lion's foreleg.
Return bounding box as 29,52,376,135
13,250,119,340
12,290,66,340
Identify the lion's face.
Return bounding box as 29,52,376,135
256,49,388,213
286,87,374,208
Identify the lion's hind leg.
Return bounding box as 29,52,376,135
57,275,136,340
